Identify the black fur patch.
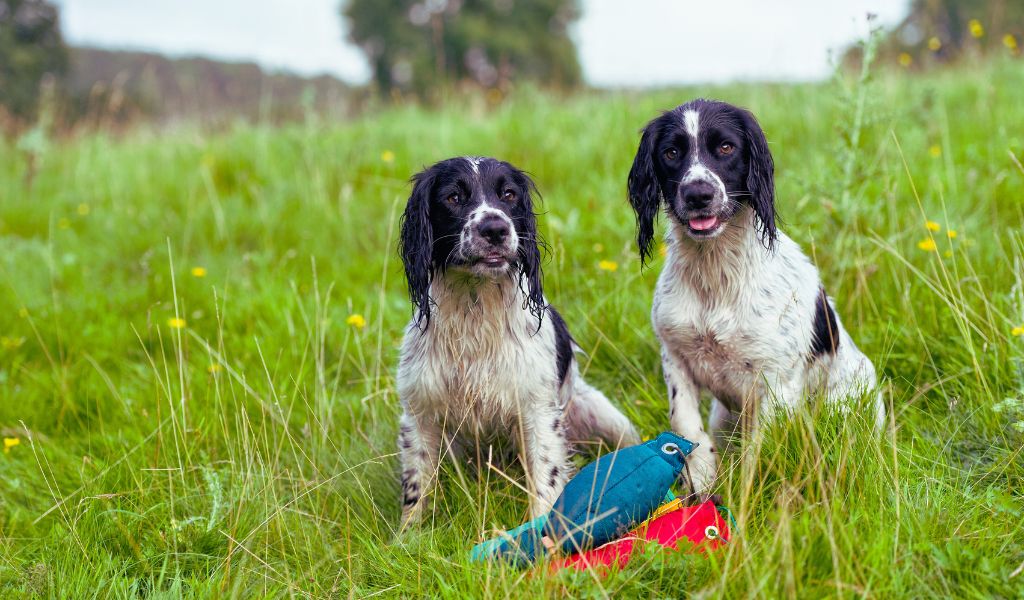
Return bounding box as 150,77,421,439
548,307,575,386
811,287,839,357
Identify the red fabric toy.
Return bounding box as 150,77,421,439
550,500,730,572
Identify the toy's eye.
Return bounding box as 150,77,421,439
661,442,680,455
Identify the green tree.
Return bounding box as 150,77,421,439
0,0,68,122
342,0,581,98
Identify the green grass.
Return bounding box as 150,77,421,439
2,58,1024,598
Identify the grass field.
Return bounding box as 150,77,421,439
1,56,1024,598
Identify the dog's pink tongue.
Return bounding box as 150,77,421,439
689,216,719,231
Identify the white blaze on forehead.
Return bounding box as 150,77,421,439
464,156,482,174
683,109,700,140
678,107,728,206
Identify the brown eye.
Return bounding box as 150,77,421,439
663,147,679,161
446,193,460,205
501,189,517,203
719,142,735,156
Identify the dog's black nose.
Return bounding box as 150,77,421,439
683,182,716,209
478,216,510,246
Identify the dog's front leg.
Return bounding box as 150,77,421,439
398,411,441,528
522,406,572,518
663,349,717,497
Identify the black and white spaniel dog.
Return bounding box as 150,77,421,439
397,156,639,525
627,99,885,495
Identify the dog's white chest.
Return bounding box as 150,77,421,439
654,295,762,398
397,295,558,432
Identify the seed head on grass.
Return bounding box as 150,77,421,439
1,336,24,350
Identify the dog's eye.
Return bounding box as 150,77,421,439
718,142,735,156
663,147,679,161
446,193,460,205
501,189,517,203
661,442,680,455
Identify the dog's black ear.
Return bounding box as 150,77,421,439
513,171,546,326
741,109,777,251
400,168,436,328
628,120,662,266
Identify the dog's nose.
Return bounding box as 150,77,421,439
478,216,510,246
683,182,716,210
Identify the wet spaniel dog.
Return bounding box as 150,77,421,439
627,99,885,496
397,156,639,525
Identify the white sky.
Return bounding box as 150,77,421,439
54,0,910,86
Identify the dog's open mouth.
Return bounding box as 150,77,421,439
475,253,510,268
687,215,723,237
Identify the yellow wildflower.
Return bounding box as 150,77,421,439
898,52,913,67
207,363,222,374
346,314,367,329
191,267,207,278
3,437,19,453
928,37,942,52
946,229,957,239
167,317,186,329
77,203,90,216
1004,34,1018,51
57,218,71,230
381,150,395,163
1,336,25,350
1013,325,1024,337
968,19,984,39
929,145,942,158
598,260,618,272
925,220,941,232
917,238,937,252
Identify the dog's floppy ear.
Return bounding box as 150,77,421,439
399,168,436,328
628,119,663,266
512,170,546,326
740,109,777,251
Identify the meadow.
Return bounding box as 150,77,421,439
1,57,1023,598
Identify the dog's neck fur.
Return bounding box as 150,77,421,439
665,205,771,300
422,270,533,339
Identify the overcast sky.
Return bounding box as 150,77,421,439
53,0,910,86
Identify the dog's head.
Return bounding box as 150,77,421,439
627,99,776,264
400,156,544,327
